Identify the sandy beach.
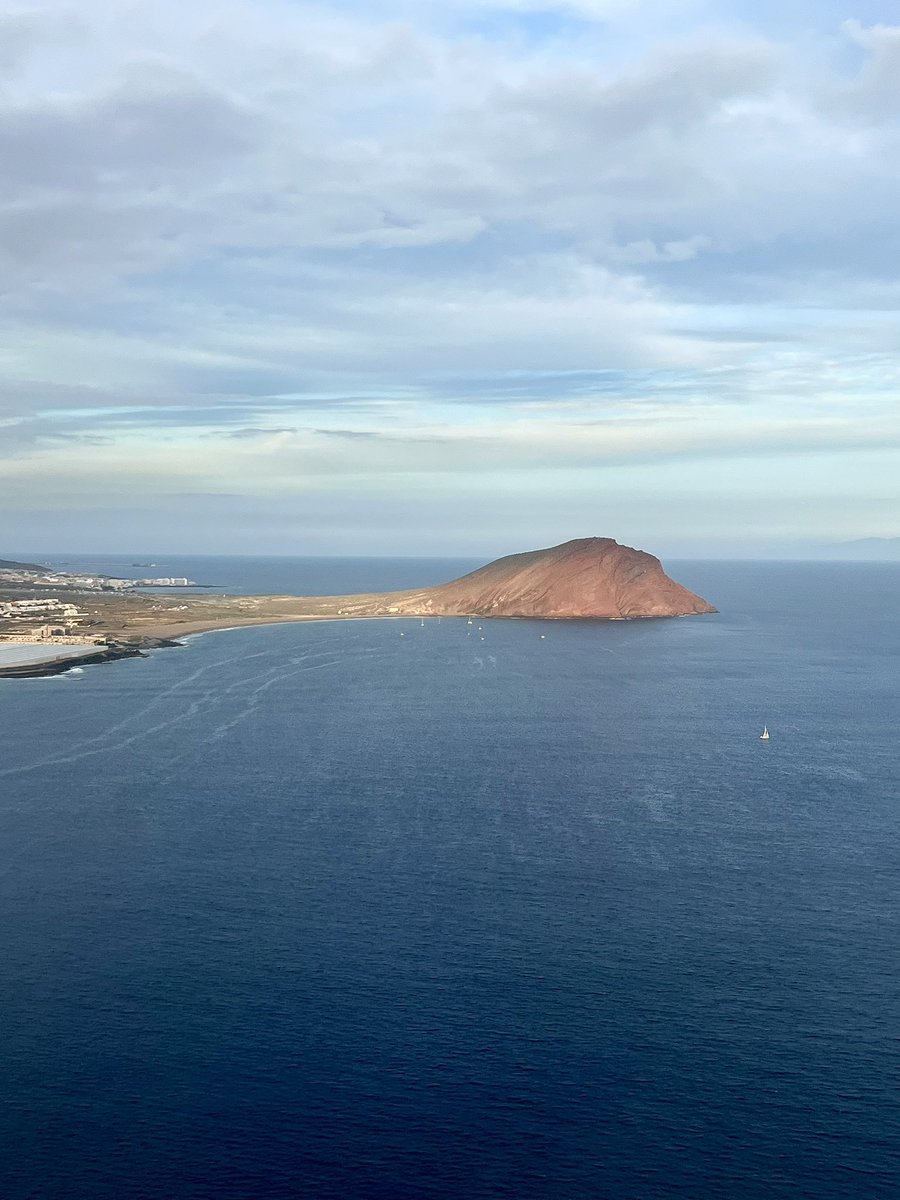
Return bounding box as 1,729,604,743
136,613,337,639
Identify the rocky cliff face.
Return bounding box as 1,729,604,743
336,538,715,620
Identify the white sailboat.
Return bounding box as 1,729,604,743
760,725,769,740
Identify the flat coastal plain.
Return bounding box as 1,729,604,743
0,591,374,676
68,587,466,640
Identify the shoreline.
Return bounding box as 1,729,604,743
1,540,716,679
0,605,716,680
0,613,358,680
0,642,154,679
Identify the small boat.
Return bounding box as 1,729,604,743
760,725,769,740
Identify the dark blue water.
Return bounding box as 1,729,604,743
1,560,899,1199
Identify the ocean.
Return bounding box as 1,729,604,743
1,558,898,1199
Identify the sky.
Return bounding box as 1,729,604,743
1,0,899,558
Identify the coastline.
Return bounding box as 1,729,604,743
0,613,350,680
133,613,339,639
0,604,717,680
0,642,152,679
0,541,717,679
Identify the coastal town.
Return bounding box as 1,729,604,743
0,560,201,671
0,559,194,591
0,596,92,643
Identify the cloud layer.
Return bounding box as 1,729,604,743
1,0,898,553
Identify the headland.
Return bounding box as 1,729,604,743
0,538,715,677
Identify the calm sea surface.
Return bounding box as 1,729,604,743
1,559,899,1199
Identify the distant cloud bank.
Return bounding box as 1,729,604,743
1,0,898,554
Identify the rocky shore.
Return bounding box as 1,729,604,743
0,638,182,679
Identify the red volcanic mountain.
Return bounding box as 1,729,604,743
334,538,715,620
